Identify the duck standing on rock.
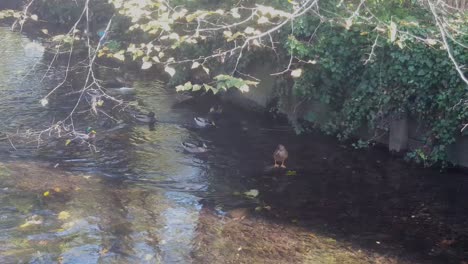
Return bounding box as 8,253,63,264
273,144,288,168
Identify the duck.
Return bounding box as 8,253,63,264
194,117,215,128
135,112,157,125
181,142,208,153
273,144,288,168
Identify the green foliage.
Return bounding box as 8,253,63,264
289,9,468,166
176,75,258,94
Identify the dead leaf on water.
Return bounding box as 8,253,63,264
58,211,71,220
244,189,259,198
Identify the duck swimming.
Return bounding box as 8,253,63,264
194,117,215,128
273,144,288,168
181,142,208,153
135,112,157,125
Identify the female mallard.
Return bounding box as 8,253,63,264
135,112,156,125
273,144,288,168
194,117,215,128
181,142,208,153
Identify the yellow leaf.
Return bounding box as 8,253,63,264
20,222,31,228
291,68,303,78
191,62,200,69
389,21,397,42
257,16,269,24
65,139,72,146
43,191,50,197
97,99,104,107
164,66,176,77
244,27,255,34
54,187,61,193
113,53,125,61
58,211,71,220
141,61,153,70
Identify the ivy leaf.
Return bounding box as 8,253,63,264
141,61,153,70
164,66,176,77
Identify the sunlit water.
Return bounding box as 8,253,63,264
1,27,468,264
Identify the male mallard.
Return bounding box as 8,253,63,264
135,112,156,125
181,142,208,153
194,117,215,128
273,144,288,168
84,127,97,140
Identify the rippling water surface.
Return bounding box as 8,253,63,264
1,27,468,264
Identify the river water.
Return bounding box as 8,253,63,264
1,27,468,264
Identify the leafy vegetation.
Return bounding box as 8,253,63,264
0,0,467,166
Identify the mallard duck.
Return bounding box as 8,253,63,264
273,144,288,168
181,142,208,153
135,112,156,125
194,117,215,128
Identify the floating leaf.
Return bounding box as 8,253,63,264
141,61,153,70
43,191,50,197
164,66,176,77
58,211,71,220
54,187,61,193
65,139,72,146
291,68,303,78
239,84,249,93
96,99,104,107
41,29,49,35
244,189,259,198
202,66,210,75
30,14,38,21
40,98,48,107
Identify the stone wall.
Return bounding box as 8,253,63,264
227,64,468,167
